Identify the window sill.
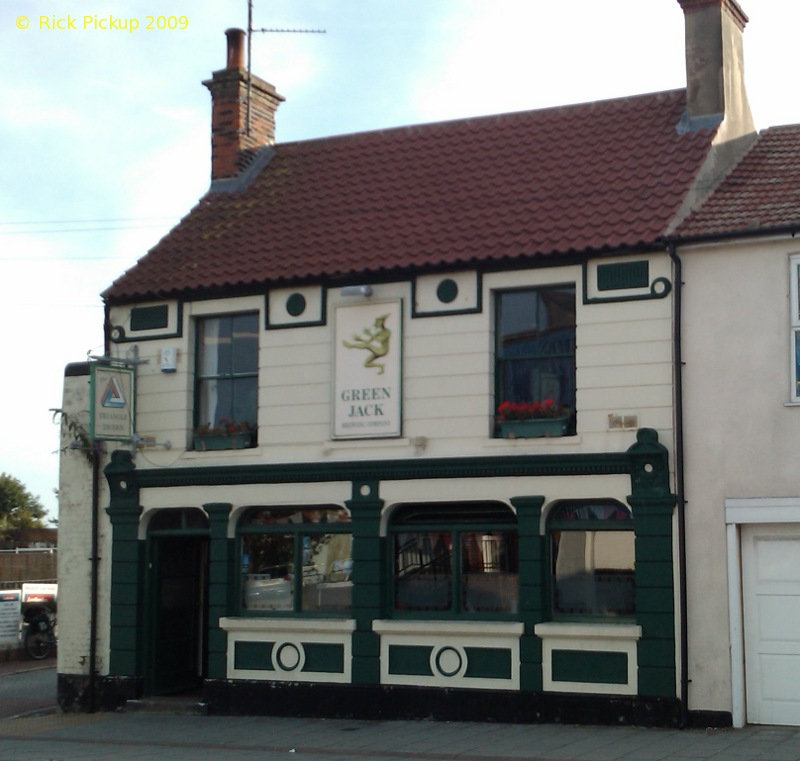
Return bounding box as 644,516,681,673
484,433,583,449
182,445,263,461
534,621,642,641
374,620,524,637
220,617,356,633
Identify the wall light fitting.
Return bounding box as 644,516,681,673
340,285,373,297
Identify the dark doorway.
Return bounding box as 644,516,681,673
146,510,209,696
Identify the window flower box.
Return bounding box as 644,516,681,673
496,400,569,439
498,416,569,439
193,420,255,451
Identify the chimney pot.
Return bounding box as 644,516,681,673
203,28,284,182
225,28,245,69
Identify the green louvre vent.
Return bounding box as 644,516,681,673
130,304,169,331
597,261,649,291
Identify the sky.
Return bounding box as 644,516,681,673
1,0,799,522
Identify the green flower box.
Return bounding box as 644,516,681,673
194,432,254,451
498,416,568,439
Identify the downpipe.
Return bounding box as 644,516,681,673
669,242,690,728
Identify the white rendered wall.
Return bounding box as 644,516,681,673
680,236,800,716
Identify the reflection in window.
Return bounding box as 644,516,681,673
240,507,352,614
495,286,576,433
391,503,518,616
196,313,259,447
548,500,634,618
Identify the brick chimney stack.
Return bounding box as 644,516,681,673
203,28,284,182
677,0,753,135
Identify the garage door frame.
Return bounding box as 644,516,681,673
725,498,800,728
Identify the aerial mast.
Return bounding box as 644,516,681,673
245,0,325,135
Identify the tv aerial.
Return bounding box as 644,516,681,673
245,0,326,134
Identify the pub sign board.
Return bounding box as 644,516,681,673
90,364,135,442
334,301,402,439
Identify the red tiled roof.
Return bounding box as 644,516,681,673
674,124,800,238
104,89,716,303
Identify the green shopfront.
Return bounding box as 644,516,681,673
64,428,683,726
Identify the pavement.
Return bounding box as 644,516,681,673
4,710,800,761
0,662,799,761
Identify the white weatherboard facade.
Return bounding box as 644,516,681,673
106,260,675,462
681,237,800,726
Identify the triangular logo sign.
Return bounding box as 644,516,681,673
101,376,126,408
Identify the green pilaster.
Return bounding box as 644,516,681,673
511,496,545,692
627,430,677,699
205,502,233,680
346,480,384,684
104,450,143,677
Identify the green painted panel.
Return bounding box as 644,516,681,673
130,304,169,331
110,649,138,677
551,649,628,685
208,585,230,607
234,641,274,671
638,665,677,698
351,541,382,561
638,638,676,667
352,584,382,609
111,626,140,653
351,631,380,658
210,542,232,563
388,645,433,676
636,536,673,561
636,612,675,637
635,561,673,587
302,643,345,673
110,583,139,606
635,586,675,613
351,655,380,684
111,605,138,628
464,647,512,679
110,561,139,585
207,628,227,652
113,541,142,563
207,652,227,680
597,260,649,291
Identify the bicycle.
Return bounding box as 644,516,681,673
23,608,57,660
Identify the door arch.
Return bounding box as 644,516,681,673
145,508,210,696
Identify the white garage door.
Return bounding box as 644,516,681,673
742,524,800,725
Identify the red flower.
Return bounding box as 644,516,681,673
496,399,566,420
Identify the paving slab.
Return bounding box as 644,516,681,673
0,710,799,761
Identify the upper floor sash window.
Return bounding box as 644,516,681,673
195,313,258,449
495,285,576,437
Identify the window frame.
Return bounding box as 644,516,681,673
237,506,353,618
389,502,519,621
790,255,800,403
494,284,577,436
546,499,635,622
194,312,259,449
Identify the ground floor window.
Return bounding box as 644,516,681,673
548,500,634,619
239,506,352,614
391,502,518,616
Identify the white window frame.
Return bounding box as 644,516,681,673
790,255,800,402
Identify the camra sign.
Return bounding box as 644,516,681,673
334,301,402,439
90,365,135,441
